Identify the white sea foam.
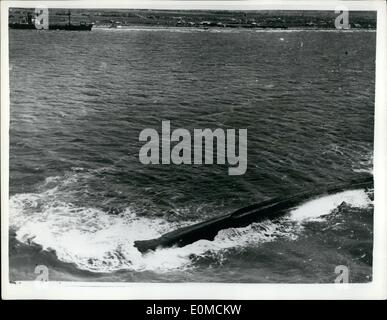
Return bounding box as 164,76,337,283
9,187,373,273
290,189,373,221
352,157,374,174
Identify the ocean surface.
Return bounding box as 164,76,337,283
9,28,375,283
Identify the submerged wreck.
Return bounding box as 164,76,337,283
134,176,373,253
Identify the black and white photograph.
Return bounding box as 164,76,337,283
1,0,387,300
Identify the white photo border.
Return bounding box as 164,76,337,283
1,0,386,300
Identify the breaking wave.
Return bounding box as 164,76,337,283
290,189,373,221
9,173,373,274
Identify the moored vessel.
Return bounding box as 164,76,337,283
9,11,93,31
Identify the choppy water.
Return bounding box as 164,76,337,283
9,28,375,283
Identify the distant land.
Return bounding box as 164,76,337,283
9,9,376,29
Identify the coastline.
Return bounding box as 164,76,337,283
9,8,377,31
91,25,376,32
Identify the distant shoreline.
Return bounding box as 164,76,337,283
92,25,376,31
9,8,377,31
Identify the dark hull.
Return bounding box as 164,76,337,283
134,176,373,253
8,23,36,29
9,23,93,31
49,24,93,31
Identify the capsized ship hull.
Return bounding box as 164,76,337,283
134,176,373,253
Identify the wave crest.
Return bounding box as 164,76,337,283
9,182,373,273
